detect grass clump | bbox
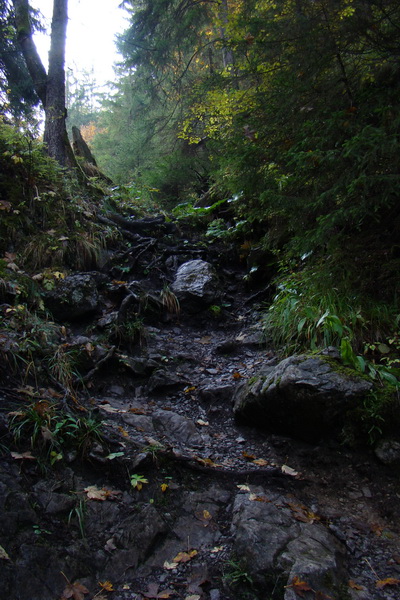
[9,399,103,463]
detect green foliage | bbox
[130,473,149,491]
[264,262,400,388]
[0,0,41,119]
[223,557,253,589]
[9,400,103,462]
[68,498,87,539]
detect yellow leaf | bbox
[99,581,114,591]
[376,577,400,589]
[161,483,169,492]
[118,426,129,438]
[173,549,198,563]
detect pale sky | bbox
[32,0,128,88]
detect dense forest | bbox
[2,0,399,379]
[1,2,400,599]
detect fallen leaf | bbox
[285,576,312,597]
[98,581,114,591]
[104,538,117,552]
[249,493,271,503]
[237,484,250,492]
[128,407,147,414]
[99,404,123,414]
[0,545,10,560]
[198,336,212,344]
[118,426,129,438]
[10,451,36,460]
[141,582,174,598]
[61,581,90,600]
[375,577,400,589]
[194,456,222,468]
[184,386,196,393]
[281,464,300,477]
[370,523,383,536]
[196,419,209,426]
[84,485,121,501]
[242,451,256,460]
[105,452,125,460]
[252,458,269,466]
[348,580,364,590]
[163,561,178,570]
[287,502,320,524]
[185,595,200,600]
[210,546,225,553]
[41,425,54,441]
[195,509,213,527]
[161,483,169,492]
[233,371,243,379]
[173,549,198,563]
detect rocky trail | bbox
[1,226,400,600]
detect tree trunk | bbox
[13,0,47,106]
[43,0,70,165]
[13,0,76,167]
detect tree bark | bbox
[43,0,70,165]
[13,0,76,167]
[13,0,47,105]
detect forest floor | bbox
[1,233,400,600]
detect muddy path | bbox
[1,233,400,600]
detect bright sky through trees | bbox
[31,0,127,88]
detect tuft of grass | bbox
[160,286,180,316]
[9,402,104,462]
[264,265,398,357]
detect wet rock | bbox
[231,488,346,597]
[122,413,155,434]
[121,355,160,376]
[13,544,71,600]
[198,383,234,404]
[233,354,372,442]
[44,273,100,320]
[105,505,168,579]
[152,409,204,447]
[375,438,400,465]
[147,368,187,392]
[172,260,220,310]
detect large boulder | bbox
[44,273,101,320]
[171,260,220,311]
[233,354,372,442]
[231,487,346,598]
